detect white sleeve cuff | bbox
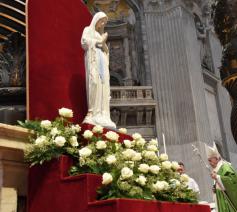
[216,175,225,191]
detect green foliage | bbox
[18,120,41,133]
[19,108,81,166]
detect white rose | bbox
[40,120,52,129]
[102,173,113,185]
[147,145,158,151]
[96,140,107,150]
[105,131,119,141]
[152,181,165,192]
[58,107,73,118]
[149,139,158,146]
[170,179,181,187]
[123,140,132,148]
[143,151,157,160]
[35,135,47,145]
[149,165,160,174]
[50,127,60,136]
[54,136,66,147]
[121,167,133,179]
[138,164,150,173]
[69,136,78,147]
[132,133,142,140]
[171,161,180,170]
[71,124,81,133]
[162,181,169,190]
[180,174,189,182]
[106,155,117,164]
[79,147,92,157]
[122,149,136,159]
[92,125,103,134]
[118,128,127,134]
[132,152,142,161]
[79,157,86,166]
[136,138,146,147]
[136,175,147,186]
[162,161,172,169]
[153,181,169,192]
[131,140,136,146]
[83,130,93,139]
[159,153,168,161]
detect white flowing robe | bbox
[81,12,116,129]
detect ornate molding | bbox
[110,86,156,126]
[143,0,207,13]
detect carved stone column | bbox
[123,36,133,85]
[143,0,214,201]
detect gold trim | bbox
[0,34,8,40]
[0,3,25,16]
[0,13,26,26]
[0,23,17,32]
[26,0,29,120]
[230,59,237,69]
[222,74,237,86]
[14,0,26,6]
[0,23,26,36]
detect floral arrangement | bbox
[20,108,198,203]
[70,128,198,202]
[18,108,80,166]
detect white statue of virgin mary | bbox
[81,12,116,129]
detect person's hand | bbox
[212,185,216,193]
[210,171,217,180]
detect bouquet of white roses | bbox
[71,131,198,203]
[19,108,81,166]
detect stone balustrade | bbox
[110,86,157,139]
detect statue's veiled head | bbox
[89,12,108,33]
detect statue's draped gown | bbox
[81,12,116,129]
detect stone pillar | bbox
[143,0,214,201]
[123,37,133,85]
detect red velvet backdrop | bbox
[27,0,91,122]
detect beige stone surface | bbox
[0,187,17,212]
[0,123,31,150]
[0,124,30,209]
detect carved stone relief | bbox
[143,0,206,12]
[109,40,126,80]
[0,32,25,87]
[194,14,214,72]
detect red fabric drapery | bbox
[27,0,91,122]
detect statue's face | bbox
[95,17,108,31]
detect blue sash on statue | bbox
[97,49,105,84]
